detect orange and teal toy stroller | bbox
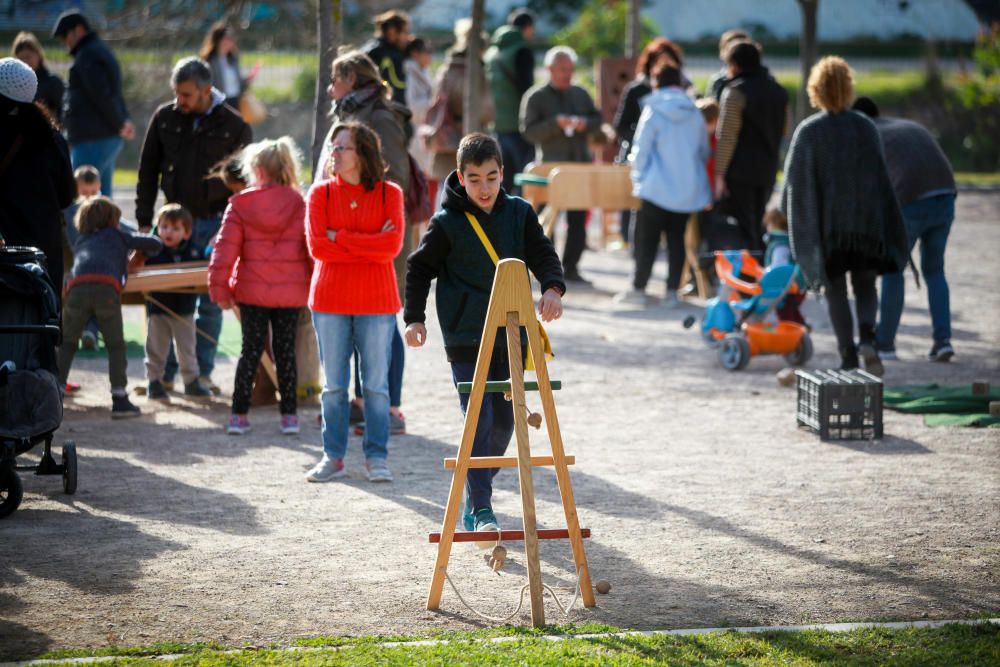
[697,250,812,371]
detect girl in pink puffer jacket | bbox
[208,136,311,436]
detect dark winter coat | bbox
[34,66,65,123]
[613,77,651,151]
[716,66,787,187]
[362,37,407,105]
[0,97,75,290]
[484,25,534,134]
[135,90,252,228]
[64,32,129,143]
[404,171,565,362]
[780,110,909,290]
[145,239,204,316]
[520,82,601,163]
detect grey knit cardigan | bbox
[780,109,908,290]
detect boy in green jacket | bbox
[404,133,565,534]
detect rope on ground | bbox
[443,563,583,623]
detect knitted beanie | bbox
[0,58,37,104]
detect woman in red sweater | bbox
[208,137,311,436]
[305,122,405,483]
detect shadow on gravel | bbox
[826,435,932,455]
[0,618,52,661]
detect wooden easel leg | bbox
[506,312,545,626]
[426,324,500,611]
[525,322,597,608]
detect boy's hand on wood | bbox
[404,323,426,347]
[538,288,563,322]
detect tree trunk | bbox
[311,0,343,176]
[626,0,641,58]
[463,0,486,135]
[797,0,819,122]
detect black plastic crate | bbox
[795,369,883,440]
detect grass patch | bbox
[73,318,243,360]
[27,622,1000,666]
[954,172,1000,186]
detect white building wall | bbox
[648,0,982,42]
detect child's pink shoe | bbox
[227,415,251,435]
[281,414,299,435]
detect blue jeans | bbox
[70,136,124,196]
[313,311,395,461]
[353,320,405,406]
[876,194,955,349]
[165,215,223,381]
[452,356,515,510]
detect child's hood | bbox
[440,170,508,218]
[642,87,699,123]
[229,185,305,232]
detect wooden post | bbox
[506,311,545,625]
[796,0,819,122]
[463,0,486,135]
[626,0,641,59]
[311,0,343,175]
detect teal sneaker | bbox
[462,491,474,531]
[473,507,499,533]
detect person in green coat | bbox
[484,8,536,195]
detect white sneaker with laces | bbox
[366,458,393,482]
[305,456,346,482]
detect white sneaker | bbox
[613,289,649,306]
[366,458,393,482]
[305,456,346,482]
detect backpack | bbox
[421,91,461,155]
[405,154,434,224]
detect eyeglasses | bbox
[331,145,356,154]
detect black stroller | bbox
[0,246,77,518]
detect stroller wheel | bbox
[719,334,751,371]
[0,467,23,519]
[62,443,78,495]
[784,334,814,366]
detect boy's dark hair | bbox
[405,37,428,58]
[75,196,121,234]
[374,9,409,36]
[74,164,100,184]
[652,63,682,89]
[852,96,880,118]
[457,133,503,173]
[156,203,193,234]
[508,8,535,29]
[725,40,761,73]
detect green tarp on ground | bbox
[885,384,1000,428]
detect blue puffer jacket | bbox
[629,87,711,214]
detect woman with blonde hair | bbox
[208,137,311,435]
[780,56,908,375]
[11,31,64,122]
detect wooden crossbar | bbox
[444,455,575,469]
[456,380,562,394]
[429,528,591,543]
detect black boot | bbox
[839,344,860,371]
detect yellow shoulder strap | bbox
[463,211,554,368]
[464,211,499,265]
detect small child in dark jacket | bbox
[404,133,566,535]
[57,196,162,418]
[143,204,211,400]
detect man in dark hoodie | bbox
[362,9,411,106]
[52,10,134,197]
[485,8,536,195]
[404,133,565,536]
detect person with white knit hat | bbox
[0,57,75,291]
[0,57,37,104]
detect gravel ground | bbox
[1,192,997,660]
